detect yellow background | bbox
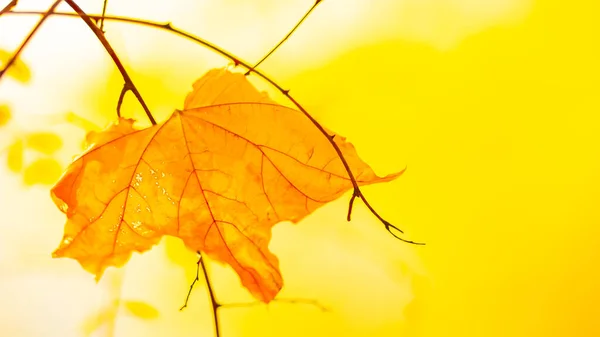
[0,0,599,336]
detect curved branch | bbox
[5,10,422,244]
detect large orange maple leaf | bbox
[51,68,401,302]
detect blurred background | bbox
[0,0,599,336]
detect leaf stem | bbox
[5,10,421,244]
[244,0,322,75]
[0,0,62,82]
[62,0,157,125]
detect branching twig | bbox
[244,0,322,75]
[179,253,202,311]
[0,0,18,17]
[180,252,221,336]
[62,0,157,125]
[180,252,329,336]
[0,0,62,82]
[6,10,422,244]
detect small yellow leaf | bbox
[23,158,63,186]
[64,112,100,132]
[0,105,11,127]
[6,139,24,173]
[0,49,31,83]
[122,301,159,320]
[25,132,63,154]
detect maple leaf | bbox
[51,68,402,302]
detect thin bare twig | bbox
[100,0,108,32]
[5,10,422,244]
[0,0,62,82]
[245,0,322,75]
[220,298,329,312]
[62,0,156,125]
[179,253,202,311]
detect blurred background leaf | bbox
[22,157,62,185]
[81,305,118,337]
[122,301,160,320]
[63,111,101,132]
[6,139,23,173]
[25,131,63,154]
[0,48,31,83]
[0,104,11,127]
